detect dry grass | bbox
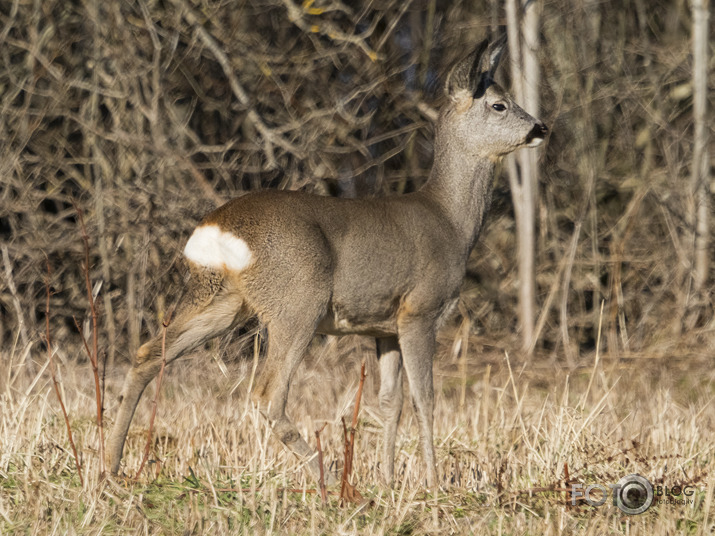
[1,332,713,535]
[1,2,712,533]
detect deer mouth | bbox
[525,122,548,147]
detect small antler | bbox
[445,34,508,98]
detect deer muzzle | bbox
[525,122,549,147]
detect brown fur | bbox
[107,36,548,488]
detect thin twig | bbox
[339,360,366,505]
[579,300,605,411]
[348,360,367,470]
[563,462,572,508]
[559,220,583,364]
[135,315,172,479]
[281,0,381,61]
[74,203,106,475]
[206,487,339,495]
[2,245,30,352]
[340,416,349,498]
[172,0,301,169]
[315,423,328,505]
[45,260,84,486]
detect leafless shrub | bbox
[0,0,712,368]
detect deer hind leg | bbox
[397,316,438,488]
[251,311,337,485]
[376,336,403,485]
[108,272,245,475]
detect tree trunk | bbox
[690,0,710,295]
[506,0,542,355]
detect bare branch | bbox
[315,423,328,505]
[339,360,366,505]
[74,203,106,476]
[45,260,84,486]
[172,0,302,169]
[1,246,30,352]
[281,0,381,61]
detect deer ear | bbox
[481,34,507,80]
[444,39,489,99]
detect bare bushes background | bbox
[0,0,712,366]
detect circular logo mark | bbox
[614,474,653,515]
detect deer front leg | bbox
[376,336,403,485]
[397,317,437,488]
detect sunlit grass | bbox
[1,335,713,534]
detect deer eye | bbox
[492,103,507,112]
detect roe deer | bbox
[107,36,547,487]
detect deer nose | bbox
[525,121,548,146]
[532,121,548,137]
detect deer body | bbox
[195,187,476,336]
[107,36,547,487]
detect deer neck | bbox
[420,137,496,252]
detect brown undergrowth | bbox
[1,334,713,534]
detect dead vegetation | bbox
[2,339,713,533]
[1,0,712,363]
[0,0,713,533]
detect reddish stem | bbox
[46,260,84,486]
[74,203,105,475]
[315,423,328,504]
[339,360,366,504]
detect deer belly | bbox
[316,301,398,337]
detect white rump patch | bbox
[183,224,253,272]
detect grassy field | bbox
[1,1,712,533]
[1,331,713,535]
